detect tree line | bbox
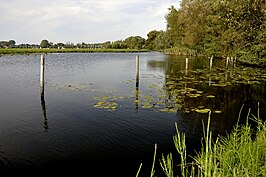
[0,36,146,50]
[150,0,265,66]
[1,0,265,66]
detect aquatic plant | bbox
[138,107,266,177]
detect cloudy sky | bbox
[0,0,180,44]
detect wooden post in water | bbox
[185,58,188,76]
[40,54,48,131]
[40,54,45,97]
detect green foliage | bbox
[154,31,173,50]
[141,110,266,177]
[161,0,266,66]
[214,118,266,176]
[165,6,184,47]
[0,40,16,48]
[109,40,127,49]
[40,39,49,48]
[104,36,146,50]
[160,153,173,177]
[145,30,162,50]
[174,124,187,176]
[8,40,16,47]
[124,36,145,49]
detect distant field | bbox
[0,48,150,54]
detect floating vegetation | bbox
[92,95,125,111]
[186,93,202,98]
[214,110,222,114]
[141,104,153,109]
[52,63,266,115]
[93,101,118,110]
[195,108,211,113]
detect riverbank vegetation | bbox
[140,110,266,177]
[149,0,266,67]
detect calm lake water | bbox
[0,52,265,176]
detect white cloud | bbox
[0,0,180,44]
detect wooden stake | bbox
[40,54,45,97]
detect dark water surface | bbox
[0,52,265,176]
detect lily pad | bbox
[214,110,222,113]
[195,108,211,113]
[93,101,118,110]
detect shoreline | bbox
[0,48,150,55]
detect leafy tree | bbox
[154,31,172,50]
[124,36,145,49]
[0,41,9,48]
[110,40,127,49]
[56,43,65,48]
[145,30,162,50]
[165,6,184,47]
[8,40,16,47]
[161,0,265,66]
[40,39,49,48]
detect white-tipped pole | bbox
[40,54,45,96]
[185,58,188,76]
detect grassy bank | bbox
[0,48,150,55]
[140,109,266,177]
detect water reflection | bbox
[40,95,49,131]
[1,53,265,177]
[135,77,140,111]
[147,55,266,136]
[135,55,140,111]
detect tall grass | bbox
[140,107,266,177]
